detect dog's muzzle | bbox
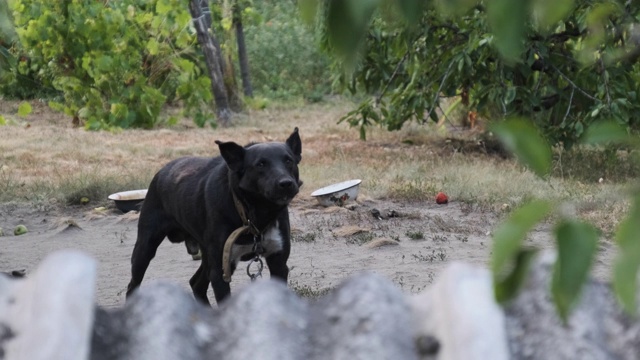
[270,178,299,205]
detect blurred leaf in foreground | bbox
[492,200,553,302]
[492,118,552,178]
[552,220,599,322]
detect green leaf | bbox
[156,0,172,15]
[0,115,6,125]
[492,199,553,276]
[96,55,113,71]
[298,0,319,24]
[586,3,620,28]
[582,121,629,145]
[396,0,428,24]
[146,38,160,56]
[577,3,620,64]
[17,102,32,117]
[0,45,17,69]
[531,0,574,30]
[167,116,178,126]
[494,248,538,303]
[487,0,531,62]
[435,0,476,18]
[359,125,367,140]
[613,194,640,314]
[326,0,380,64]
[552,220,599,322]
[504,87,517,105]
[492,118,552,177]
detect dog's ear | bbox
[286,127,302,163]
[216,140,245,172]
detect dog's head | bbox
[216,128,302,206]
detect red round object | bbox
[436,192,449,204]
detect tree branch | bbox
[548,62,598,102]
[599,58,611,109]
[431,23,469,40]
[425,59,455,123]
[562,87,575,124]
[529,28,585,44]
[376,50,409,105]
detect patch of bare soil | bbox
[0,99,620,307]
[0,196,616,308]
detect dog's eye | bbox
[285,157,293,165]
[256,160,266,168]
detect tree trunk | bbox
[188,0,231,126]
[200,0,227,77]
[201,0,242,112]
[233,2,253,97]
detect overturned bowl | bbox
[311,179,361,207]
[108,189,147,213]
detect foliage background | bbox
[243,1,331,101]
[330,1,640,148]
[0,0,333,128]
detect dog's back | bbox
[144,156,228,234]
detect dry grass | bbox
[0,98,634,234]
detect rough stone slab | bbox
[505,251,640,360]
[5,249,639,360]
[0,272,18,360]
[211,279,309,360]
[308,272,418,360]
[91,281,217,360]
[92,275,417,360]
[1,250,96,360]
[409,262,509,360]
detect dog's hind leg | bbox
[190,260,210,305]
[126,213,170,298]
[207,250,231,304]
[210,269,231,304]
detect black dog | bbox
[126,128,302,305]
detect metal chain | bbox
[246,256,263,281]
[246,233,264,281]
[252,235,264,255]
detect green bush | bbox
[0,0,56,99]
[7,0,214,129]
[243,2,332,100]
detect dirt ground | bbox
[0,194,616,308]
[0,100,619,307]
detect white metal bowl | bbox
[108,189,148,213]
[311,179,361,207]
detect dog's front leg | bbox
[266,216,291,283]
[266,252,290,283]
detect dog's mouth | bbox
[269,186,299,205]
[272,193,297,206]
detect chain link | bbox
[246,256,263,281]
[246,232,265,281]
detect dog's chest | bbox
[230,221,284,265]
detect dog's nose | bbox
[278,179,294,189]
